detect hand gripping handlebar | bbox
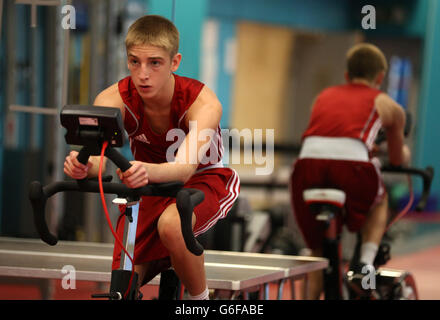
[29,145,205,256]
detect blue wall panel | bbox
[415,0,440,209]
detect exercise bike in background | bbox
[303,113,434,300]
[303,164,433,300]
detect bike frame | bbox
[315,165,433,300]
[29,105,205,300]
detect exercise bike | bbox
[303,162,434,300]
[29,105,205,300]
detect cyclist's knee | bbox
[157,205,183,249]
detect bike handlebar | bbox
[381,165,434,212]
[29,146,205,256]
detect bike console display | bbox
[61,105,124,147]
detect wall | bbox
[231,22,294,137]
[415,0,440,208]
[208,0,351,32]
[287,32,360,145]
[147,0,207,80]
[207,0,352,128]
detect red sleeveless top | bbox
[118,74,224,170]
[303,83,383,151]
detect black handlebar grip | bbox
[105,147,132,172]
[29,181,58,246]
[176,188,205,256]
[77,146,92,165]
[76,145,132,190]
[76,144,133,172]
[189,188,205,208]
[416,166,434,212]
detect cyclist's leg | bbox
[342,159,387,268]
[135,257,172,287]
[157,204,207,297]
[359,193,389,266]
[157,167,239,298]
[135,262,151,284]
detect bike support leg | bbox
[109,201,140,300]
[120,202,139,271]
[92,200,141,300]
[323,217,343,300]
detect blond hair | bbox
[125,15,179,57]
[346,43,388,82]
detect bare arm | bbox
[119,86,222,186]
[153,85,222,183]
[375,93,411,166]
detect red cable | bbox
[98,141,135,299]
[385,174,414,232]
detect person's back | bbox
[303,83,382,149]
[290,43,410,299]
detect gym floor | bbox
[384,213,440,300]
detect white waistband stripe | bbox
[299,136,369,162]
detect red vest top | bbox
[118,74,224,170]
[302,83,383,151]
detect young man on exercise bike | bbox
[63,15,240,300]
[289,43,411,299]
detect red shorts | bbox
[289,158,385,250]
[112,167,240,269]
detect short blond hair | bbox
[125,15,179,58]
[346,43,388,82]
